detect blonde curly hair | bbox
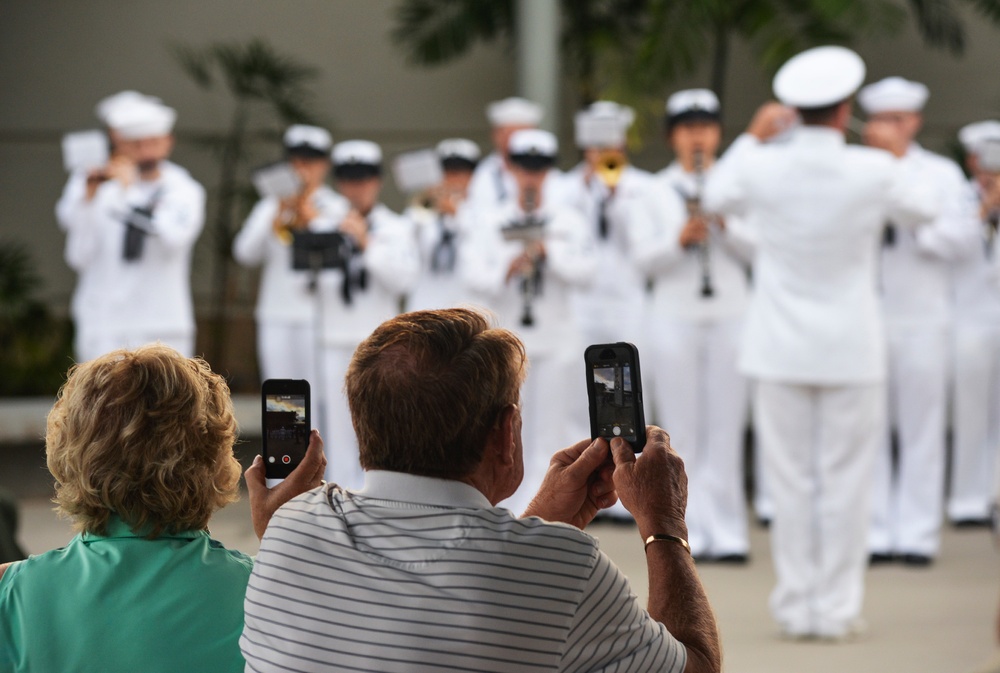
[45,344,241,537]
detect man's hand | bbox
[522,438,618,529]
[339,209,369,250]
[244,429,327,540]
[610,426,688,541]
[863,119,908,158]
[679,215,709,247]
[747,102,798,142]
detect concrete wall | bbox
[1,0,998,317]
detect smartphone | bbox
[585,343,646,451]
[261,379,311,488]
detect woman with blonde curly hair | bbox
[0,344,324,673]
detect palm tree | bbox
[173,39,321,372]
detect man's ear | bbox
[493,404,517,467]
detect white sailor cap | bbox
[332,140,382,166]
[508,129,557,157]
[858,77,929,114]
[773,46,866,109]
[958,120,1000,153]
[105,96,177,139]
[436,138,481,163]
[283,124,332,156]
[94,90,159,126]
[486,97,544,127]
[575,101,634,148]
[665,89,720,118]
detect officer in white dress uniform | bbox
[948,122,1000,526]
[233,125,349,383]
[322,140,420,487]
[467,97,565,212]
[405,138,480,312]
[859,78,982,565]
[644,89,755,560]
[704,46,937,639]
[55,92,205,362]
[460,129,598,515]
[560,101,663,522]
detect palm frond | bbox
[391,0,515,65]
[905,0,966,53]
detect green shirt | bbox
[0,516,253,673]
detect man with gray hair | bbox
[241,308,721,673]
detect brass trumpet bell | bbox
[595,149,627,189]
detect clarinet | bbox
[500,187,546,327]
[691,150,714,298]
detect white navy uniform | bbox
[56,161,204,361]
[643,160,755,558]
[320,202,420,489]
[706,123,936,636]
[232,185,349,381]
[949,177,1000,522]
[405,200,474,311]
[460,182,598,516]
[468,152,568,212]
[869,143,980,557]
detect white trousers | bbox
[870,324,948,556]
[500,346,588,517]
[647,317,749,556]
[321,345,363,490]
[75,327,194,362]
[257,321,319,383]
[756,380,884,637]
[949,321,1000,521]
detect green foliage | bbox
[0,242,73,396]
[393,0,516,64]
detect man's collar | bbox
[357,470,493,509]
[81,514,204,542]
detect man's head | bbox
[773,46,866,132]
[858,77,928,145]
[46,344,241,538]
[436,138,481,194]
[960,120,1000,184]
[333,140,383,214]
[486,97,544,160]
[507,129,557,205]
[346,309,527,494]
[664,89,722,165]
[575,101,633,175]
[284,124,333,189]
[104,95,177,177]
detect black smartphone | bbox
[585,343,646,451]
[261,379,311,487]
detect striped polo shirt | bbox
[241,471,686,673]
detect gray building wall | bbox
[1,0,998,318]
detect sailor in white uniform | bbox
[467,97,565,212]
[460,129,598,515]
[55,92,204,362]
[321,140,420,488]
[405,138,480,312]
[644,89,755,560]
[859,78,982,566]
[233,124,349,383]
[948,122,1000,526]
[704,46,937,639]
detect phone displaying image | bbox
[585,343,645,451]
[261,379,311,487]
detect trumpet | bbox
[595,148,627,189]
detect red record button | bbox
[281,455,291,464]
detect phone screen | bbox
[586,344,645,451]
[263,382,310,480]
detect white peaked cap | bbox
[332,139,382,166]
[958,120,1000,153]
[105,96,177,139]
[94,90,160,125]
[858,76,929,114]
[283,124,332,152]
[486,97,544,127]
[773,46,866,108]
[574,101,634,148]
[508,129,558,157]
[665,89,720,116]
[436,138,481,162]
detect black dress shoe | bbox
[868,552,895,566]
[713,553,750,565]
[952,517,992,529]
[900,553,933,567]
